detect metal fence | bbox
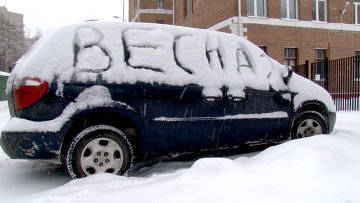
[294,56,360,111]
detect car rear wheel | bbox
[66,125,133,179]
[291,112,326,139]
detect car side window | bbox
[175,35,212,75]
[74,27,111,72]
[236,48,251,69]
[123,29,175,73]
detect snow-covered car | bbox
[0,22,336,179]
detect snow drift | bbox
[25,132,360,203]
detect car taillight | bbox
[13,78,49,111]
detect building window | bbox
[247,0,266,17]
[156,19,165,24]
[314,49,326,80]
[281,0,298,19]
[258,45,267,53]
[355,51,360,80]
[312,0,326,22]
[355,2,360,24]
[156,0,164,9]
[284,48,297,67]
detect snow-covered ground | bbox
[1,100,360,202]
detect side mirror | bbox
[283,66,293,85]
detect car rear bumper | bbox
[0,130,62,160]
[0,118,67,160]
[328,111,336,133]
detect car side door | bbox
[215,44,292,147]
[144,84,226,155]
[218,88,292,147]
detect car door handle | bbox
[232,97,243,102]
[206,97,217,102]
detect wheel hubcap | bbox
[296,118,323,138]
[80,137,124,175]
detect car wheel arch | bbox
[59,107,144,165]
[66,124,134,178]
[296,100,330,117]
[291,100,330,135]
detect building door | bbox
[314,49,326,81]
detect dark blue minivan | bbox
[0,22,336,178]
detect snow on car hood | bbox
[9,22,289,98]
[288,73,336,112]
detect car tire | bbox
[66,124,133,179]
[291,112,327,139]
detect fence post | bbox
[324,57,329,90]
[305,60,309,79]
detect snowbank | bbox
[25,124,360,203]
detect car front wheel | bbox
[66,125,133,179]
[291,112,327,139]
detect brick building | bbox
[129,0,360,68]
[0,6,23,29]
[0,7,24,72]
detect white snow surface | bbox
[1,101,360,202]
[75,27,103,48]
[76,46,110,71]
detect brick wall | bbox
[247,24,360,65]
[174,0,187,26]
[190,0,237,28]
[129,0,137,20]
[298,0,312,21]
[129,0,360,27]
[242,0,356,23]
[328,0,355,24]
[266,0,281,18]
[139,13,173,24]
[129,0,176,22]
[139,0,173,9]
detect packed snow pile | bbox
[20,113,360,203]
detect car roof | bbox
[10,21,288,98]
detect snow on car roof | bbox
[10,22,288,97]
